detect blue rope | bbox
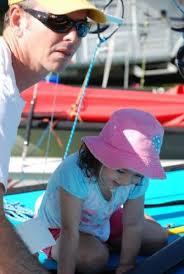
[172,0,184,15]
[172,0,184,44]
[63,37,107,159]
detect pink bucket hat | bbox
[82,108,166,179]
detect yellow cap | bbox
[8,0,106,23]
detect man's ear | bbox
[9,5,24,36]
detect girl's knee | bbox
[141,220,168,255]
[152,226,168,249]
[77,245,109,273]
[153,223,168,243]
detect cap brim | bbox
[8,0,106,23]
[36,0,107,23]
[82,136,166,179]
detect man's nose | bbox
[63,27,80,43]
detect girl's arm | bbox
[58,188,83,274]
[116,195,145,274]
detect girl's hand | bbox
[116,263,135,274]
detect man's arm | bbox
[0,184,50,274]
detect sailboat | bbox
[16,80,184,159]
[61,0,182,85]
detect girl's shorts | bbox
[43,207,123,258]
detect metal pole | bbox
[102,38,115,88]
[102,1,121,88]
[123,51,130,88]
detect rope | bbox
[172,0,184,15]
[62,1,124,159]
[69,90,84,122]
[42,73,60,179]
[63,37,107,159]
[20,83,39,180]
[171,0,184,80]
[4,200,34,222]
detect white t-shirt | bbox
[0,37,25,189]
[38,152,149,241]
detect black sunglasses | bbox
[23,8,91,38]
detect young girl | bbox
[36,108,168,274]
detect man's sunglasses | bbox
[22,8,91,38]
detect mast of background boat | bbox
[20,83,38,177]
[102,1,124,88]
[125,0,138,88]
[102,3,120,88]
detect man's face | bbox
[18,5,87,74]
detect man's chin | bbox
[49,62,69,74]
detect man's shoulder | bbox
[0,36,8,56]
[0,36,11,71]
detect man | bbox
[0,0,106,273]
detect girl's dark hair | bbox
[78,143,102,179]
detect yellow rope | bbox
[69,84,85,122]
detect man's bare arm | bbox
[0,184,50,274]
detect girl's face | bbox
[99,165,144,191]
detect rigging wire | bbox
[19,83,38,182]
[172,0,184,15]
[90,0,124,40]
[171,0,184,79]
[41,73,60,180]
[63,0,124,159]
[63,38,106,159]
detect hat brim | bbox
[8,0,106,23]
[82,136,166,179]
[36,0,106,23]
